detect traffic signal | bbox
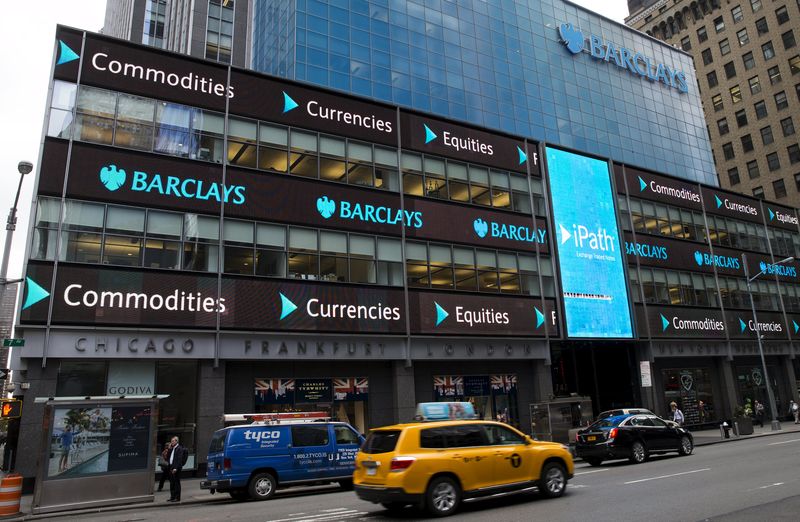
[0,400,21,419]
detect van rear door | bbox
[206,430,227,480]
[330,424,362,478]
[290,425,334,481]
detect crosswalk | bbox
[266,507,373,522]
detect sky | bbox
[0,1,629,284]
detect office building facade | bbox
[627,0,800,206]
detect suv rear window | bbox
[420,425,488,448]
[209,432,226,453]
[362,430,401,454]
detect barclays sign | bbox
[558,23,689,94]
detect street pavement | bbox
[7,422,800,521]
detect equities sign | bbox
[546,147,633,338]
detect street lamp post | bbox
[741,253,793,431]
[0,161,33,286]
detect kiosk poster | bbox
[48,407,111,478]
[107,406,152,471]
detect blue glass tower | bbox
[251,0,716,185]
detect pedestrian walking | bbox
[670,401,685,425]
[157,442,170,491]
[166,436,188,502]
[58,426,73,473]
[754,400,765,427]
[789,400,800,424]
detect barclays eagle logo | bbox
[316,196,336,219]
[473,218,489,238]
[99,165,126,191]
[559,23,584,54]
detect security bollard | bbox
[720,421,731,439]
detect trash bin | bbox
[720,421,731,439]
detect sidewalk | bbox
[689,418,800,446]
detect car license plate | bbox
[587,435,597,441]
[366,467,377,476]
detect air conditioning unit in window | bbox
[198,147,211,160]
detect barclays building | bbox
[8,1,800,486]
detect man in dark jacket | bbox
[167,436,188,502]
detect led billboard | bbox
[546,147,633,338]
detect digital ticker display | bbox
[546,147,633,338]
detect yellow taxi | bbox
[353,402,574,517]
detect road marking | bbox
[759,482,784,489]
[570,484,589,488]
[267,510,367,522]
[624,468,710,485]
[287,514,305,517]
[768,438,800,445]
[574,468,609,476]
[320,508,350,513]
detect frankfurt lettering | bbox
[64,285,227,312]
[91,52,234,98]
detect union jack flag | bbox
[491,374,517,393]
[255,379,295,403]
[333,377,369,400]
[433,375,463,397]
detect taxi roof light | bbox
[415,402,477,422]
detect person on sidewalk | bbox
[790,400,800,424]
[670,401,685,425]
[157,442,171,492]
[167,436,188,502]
[754,400,765,428]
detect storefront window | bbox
[56,361,107,397]
[735,365,782,417]
[156,362,198,468]
[433,375,519,427]
[662,368,716,424]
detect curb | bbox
[693,425,800,447]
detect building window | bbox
[730,85,742,104]
[142,0,167,48]
[753,186,764,198]
[767,152,781,171]
[717,118,730,135]
[732,5,744,23]
[755,17,768,35]
[681,36,692,51]
[760,125,774,145]
[754,100,768,119]
[735,109,748,127]
[728,167,741,186]
[796,83,800,100]
[724,61,737,79]
[750,0,762,13]
[698,26,708,43]
[702,48,713,65]
[712,94,724,111]
[773,179,787,199]
[762,41,775,61]
[795,173,800,192]
[743,52,755,70]
[736,29,750,48]
[741,134,754,153]
[775,91,789,110]
[749,75,761,94]
[791,55,800,75]
[790,145,800,165]
[206,0,235,63]
[722,142,735,160]
[783,30,797,50]
[714,16,725,33]
[768,66,782,85]
[747,160,760,179]
[707,71,718,88]
[782,117,796,136]
[56,362,107,396]
[776,6,790,25]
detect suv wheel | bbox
[678,435,693,456]
[425,476,461,517]
[629,441,648,464]
[538,462,567,498]
[248,472,277,501]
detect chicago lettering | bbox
[75,337,195,353]
[442,131,493,155]
[625,241,668,260]
[91,52,234,98]
[454,306,510,327]
[339,201,423,228]
[131,170,246,204]
[306,100,392,133]
[649,181,700,203]
[64,285,227,312]
[306,298,401,321]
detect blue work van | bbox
[201,420,365,501]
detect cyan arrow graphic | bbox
[660,314,670,331]
[56,40,79,66]
[638,176,647,192]
[22,277,50,310]
[517,146,528,165]
[559,223,572,245]
[793,320,799,334]
[434,302,449,326]
[534,306,545,329]
[282,91,299,113]
[279,292,298,320]
[424,124,437,144]
[715,195,723,208]
[739,318,747,333]
[769,208,775,221]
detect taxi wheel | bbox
[629,441,648,464]
[538,462,567,499]
[425,476,461,517]
[248,472,277,501]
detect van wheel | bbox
[538,462,567,498]
[629,441,648,464]
[229,490,250,501]
[425,476,461,517]
[248,472,276,501]
[338,479,354,490]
